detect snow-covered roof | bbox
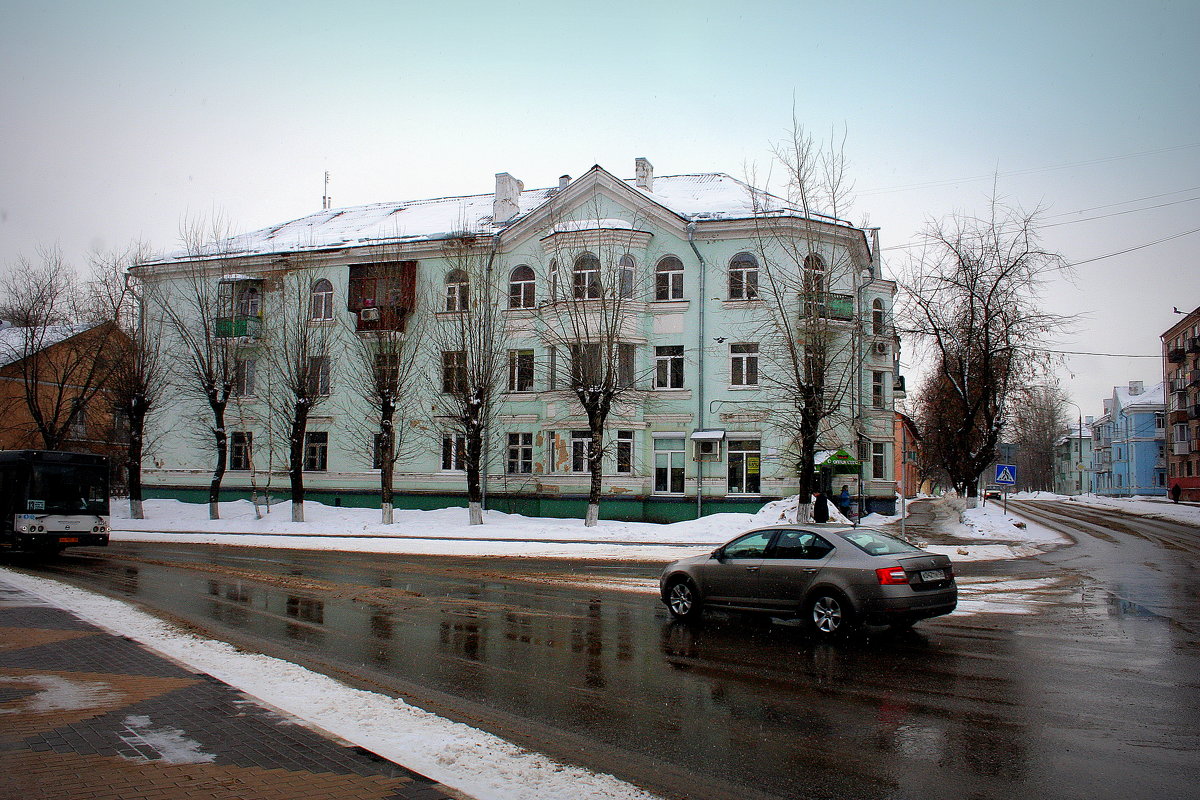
[1115,381,1165,410]
[154,171,850,264]
[0,324,94,368]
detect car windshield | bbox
[839,529,922,556]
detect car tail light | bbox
[876,566,909,585]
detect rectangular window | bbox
[547,346,558,391]
[306,355,331,397]
[728,439,762,494]
[571,430,592,473]
[441,432,466,471]
[372,432,392,470]
[872,442,886,479]
[375,353,400,390]
[1156,412,1165,429]
[442,351,467,394]
[655,346,685,389]
[507,432,533,474]
[234,358,257,397]
[304,431,328,471]
[618,342,636,388]
[508,349,535,392]
[654,438,686,494]
[731,343,759,386]
[872,372,886,409]
[230,431,253,470]
[616,430,633,474]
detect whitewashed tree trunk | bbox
[585,502,599,527]
[468,501,483,525]
[209,500,219,520]
[129,498,144,520]
[381,502,393,525]
[292,500,304,522]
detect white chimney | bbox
[559,174,571,190]
[493,172,524,224]
[635,157,653,192]
[1129,380,1144,396]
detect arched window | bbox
[728,252,758,300]
[872,298,887,335]
[656,256,683,301]
[803,253,826,295]
[310,278,334,321]
[573,253,601,300]
[445,269,468,312]
[619,254,635,299]
[509,265,535,309]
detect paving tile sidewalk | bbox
[0,580,468,800]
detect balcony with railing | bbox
[1170,409,1191,425]
[1191,369,1200,387]
[215,315,262,339]
[1167,347,1186,363]
[803,292,855,321]
[1189,337,1200,354]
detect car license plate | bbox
[58,537,79,544]
[920,569,945,582]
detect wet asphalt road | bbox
[13,501,1200,800]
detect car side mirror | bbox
[711,547,725,561]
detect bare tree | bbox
[341,255,423,523]
[744,121,867,521]
[264,264,340,522]
[426,233,509,525]
[901,195,1069,498]
[0,246,124,451]
[537,195,650,526]
[86,244,170,518]
[1007,382,1069,492]
[157,214,245,519]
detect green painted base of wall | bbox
[141,486,775,523]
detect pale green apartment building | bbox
[135,159,901,522]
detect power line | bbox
[1042,195,1200,228]
[860,143,1200,196]
[1066,225,1200,267]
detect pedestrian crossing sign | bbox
[995,464,1017,485]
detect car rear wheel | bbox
[807,590,854,637]
[666,579,702,621]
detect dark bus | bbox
[0,450,110,553]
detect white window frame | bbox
[655,345,685,389]
[730,343,759,387]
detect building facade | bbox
[1090,381,1166,497]
[0,321,128,458]
[135,161,901,521]
[1053,420,1093,496]
[894,412,921,499]
[1163,307,1200,501]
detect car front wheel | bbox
[807,590,854,637]
[666,579,702,621]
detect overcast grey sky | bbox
[1,0,1197,418]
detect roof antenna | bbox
[322,171,331,210]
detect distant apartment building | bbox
[1163,306,1200,501]
[1090,381,1166,497]
[894,412,921,498]
[1053,419,1093,496]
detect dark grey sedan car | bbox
[659,525,956,635]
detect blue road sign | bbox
[995,464,1017,485]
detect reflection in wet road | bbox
[20,506,1200,800]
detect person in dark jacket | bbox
[813,491,830,523]
[1171,483,1182,504]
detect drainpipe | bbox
[688,222,707,519]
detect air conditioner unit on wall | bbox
[360,307,381,322]
[694,439,721,461]
[873,341,889,356]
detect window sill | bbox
[727,384,760,391]
[650,300,689,312]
